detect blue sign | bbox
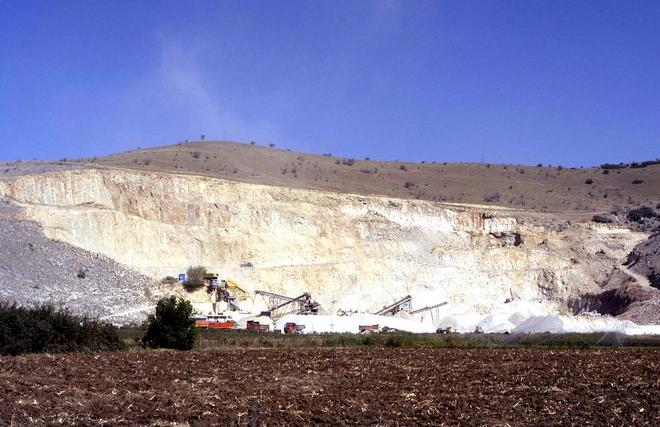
[179,274,186,281]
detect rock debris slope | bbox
[0,201,168,322]
[0,167,650,319]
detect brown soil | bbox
[82,141,660,214]
[1,348,658,426]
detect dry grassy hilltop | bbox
[86,141,659,216]
[1,141,659,325]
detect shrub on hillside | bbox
[161,276,178,285]
[628,207,657,223]
[0,301,125,356]
[141,296,197,350]
[484,192,501,202]
[183,265,207,290]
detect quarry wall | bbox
[0,169,647,315]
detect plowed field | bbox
[1,348,658,426]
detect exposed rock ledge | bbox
[0,168,649,317]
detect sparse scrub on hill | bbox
[79,141,659,213]
[601,163,626,169]
[484,192,501,202]
[0,301,125,355]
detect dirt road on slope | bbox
[618,264,652,287]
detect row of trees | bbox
[0,296,199,355]
[0,302,126,356]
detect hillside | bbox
[84,141,660,216]
[1,143,659,326]
[0,198,167,323]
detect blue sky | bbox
[1,1,658,167]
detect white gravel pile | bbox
[513,314,660,336]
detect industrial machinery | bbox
[409,301,448,315]
[204,276,249,313]
[373,295,412,316]
[410,301,448,325]
[194,314,235,329]
[187,273,251,328]
[255,290,319,319]
[246,320,270,332]
[283,322,307,334]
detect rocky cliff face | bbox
[0,169,648,316]
[625,233,660,289]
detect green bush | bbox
[183,265,207,290]
[142,296,197,350]
[0,301,125,356]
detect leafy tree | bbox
[142,296,197,350]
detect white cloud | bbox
[155,37,284,144]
